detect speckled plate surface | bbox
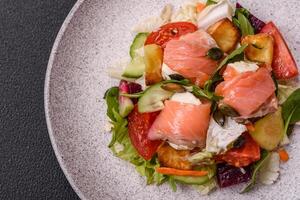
[45,0,300,199]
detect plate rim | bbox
[44,0,87,199]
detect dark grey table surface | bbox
[0,0,80,199]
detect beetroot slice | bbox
[127,82,142,94]
[217,163,252,188]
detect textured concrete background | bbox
[0,0,79,199]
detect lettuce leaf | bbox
[105,87,168,185]
[278,84,299,104]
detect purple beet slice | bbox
[236,3,266,33]
[127,82,142,94]
[217,163,252,188]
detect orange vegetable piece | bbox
[215,132,261,167]
[196,3,206,13]
[156,167,208,177]
[278,148,289,162]
[246,123,255,132]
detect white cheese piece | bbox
[206,117,247,153]
[228,61,259,73]
[197,0,235,30]
[171,92,201,105]
[258,152,280,185]
[161,63,180,80]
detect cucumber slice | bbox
[119,80,134,117]
[172,175,210,185]
[138,83,173,113]
[122,57,145,78]
[119,97,134,117]
[250,107,284,150]
[130,32,149,59]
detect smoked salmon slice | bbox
[164,30,218,86]
[215,67,276,117]
[148,100,211,149]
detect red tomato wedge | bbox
[260,22,298,79]
[215,133,261,167]
[145,22,198,48]
[128,105,162,160]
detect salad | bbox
[104,0,300,194]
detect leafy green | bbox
[241,150,270,193]
[104,87,119,121]
[187,151,215,165]
[192,86,222,101]
[233,8,254,36]
[278,84,299,104]
[108,109,128,148]
[282,89,300,136]
[105,86,171,186]
[282,88,300,124]
[167,176,177,192]
[193,179,217,195]
[205,45,248,93]
[206,0,217,6]
[213,45,248,78]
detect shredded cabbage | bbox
[258,152,280,185]
[132,4,173,33]
[193,179,217,195]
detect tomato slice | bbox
[145,22,198,48]
[260,22,298,79]
[128,105,162,160]
[215,132,261,167]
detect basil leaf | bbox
[238,12,255,36]
[241,150,270,193]
[206,0,217,6]
[104,87,119,121]
[282,89,300,134]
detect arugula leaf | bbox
[238,12,255,36]
[215,44,248,76]
[108,109,128,147]
[167,176,177,192]
[233,8,254,36]
[205,45,248,94]
[282,89,300,135]
[241,150,270,193]
[104,87,119,121]
[206,0,217,6]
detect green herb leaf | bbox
[282,88,300,125]
[241,150,270,193]
[206,0,217,6]
[214,44,248,76]
[168,176,177,192]
[104,87,119,121]
[238,12,254,36]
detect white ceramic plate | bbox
[45,0,300,199]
